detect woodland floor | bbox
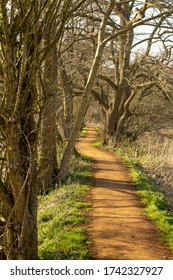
[76,128,173,260]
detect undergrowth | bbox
[124,158,173,251]
[115,149,173,252]
[38,155,92,260]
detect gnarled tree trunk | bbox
[39,40,58,193]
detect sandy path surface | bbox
[77,128,172,260]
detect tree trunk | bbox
[4,108,38,259]
[59,2,115,181]
[59,55,73,138]
[39,34,58,193]
[104,3,134,143]
[0,9,38,257]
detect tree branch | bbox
[92,90,109,110]
[103,9,173,46]
[97,74,118,91]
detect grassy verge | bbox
[38,156,92,260]
[91,140,102,148]
[127,159,173,251]
[92,138,173,252]
[78,126,88,140]
[116,149,173,252]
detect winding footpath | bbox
[77,128,172,260]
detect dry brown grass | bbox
[117,129,173,210]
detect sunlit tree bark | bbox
[59,1,115,181]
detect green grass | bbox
[78,126,88,140]
[38,156,92,260]
[91,140,102,148]
[121,155,173,251]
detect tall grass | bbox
[114,132,173,209]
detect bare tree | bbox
[0,0,86,259]
[89,0,173,143]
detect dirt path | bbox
[77,128,173,260]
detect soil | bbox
[77,128,173,260]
